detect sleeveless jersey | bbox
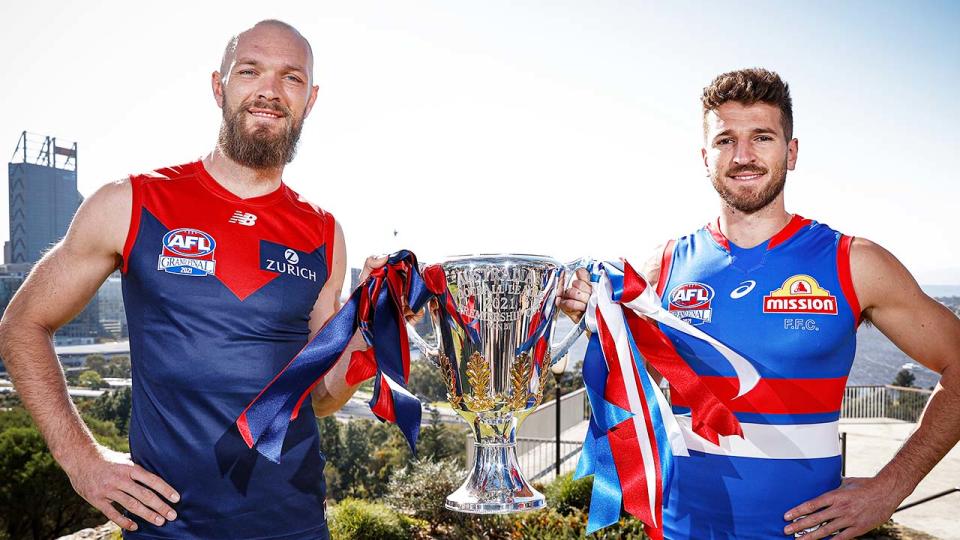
[121,161,334,539]
[657,215,860,539]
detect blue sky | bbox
[2,1,958,283]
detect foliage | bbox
[86,387,131,434]
[318,411,467,502]
[83,355,131,378]
[77,370,106,389]
[328,498,420,540]
[416,407,466,463]
[509,506,648,539]
[0,426,103,540]
[543,472,593,515]
[406,359,448,403]
[892,369,916,388]
[385,458,463,531]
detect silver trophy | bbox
[408,254,584,514]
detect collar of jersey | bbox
[705,213,812,253]
[192,160,288,207]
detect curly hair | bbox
[702,68,793,140]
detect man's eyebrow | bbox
[233,58,307,74]
[712,127,779,139]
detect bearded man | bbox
[560,68,960,539]
[0,20,375,539]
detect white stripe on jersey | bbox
[676,416,841,460]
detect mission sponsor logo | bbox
[157,228,217,277]
[668,282,714,325]
[260,241,319,282]
[762,274,838,315]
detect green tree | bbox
[892,369,916,388]
[0,426,103,540]
[417,408,466,464]
[84,354,107,375]
[406,360,448,402]
[88,387,132,434]
[77,370,106,389]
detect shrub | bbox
[328,498,419,540]
[543,472,593,514]
[386,458,463,530]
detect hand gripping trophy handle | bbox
[405,255,587,514]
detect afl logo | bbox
[157,228,217,277]
[668,282,714,325]
[162,229,216,257]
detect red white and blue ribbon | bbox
[576,259,760,537]
[236,250,455,462]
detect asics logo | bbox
[228,211,257,226]
[730,280,756,299]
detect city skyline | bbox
[2,1,959,285]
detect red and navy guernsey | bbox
[121,161,334,539]
[657,215,860,539]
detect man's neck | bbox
[202,148,284,199]
[718,198,792,249]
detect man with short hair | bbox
[560,68,960,539]
[0,20,372,538]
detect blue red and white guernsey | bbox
[121,160,335,539]
[657,214,861,539]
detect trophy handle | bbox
[406,313,441,368]
[547,257,590,374]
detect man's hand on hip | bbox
[783,476,904,539]
[66,445,180,532]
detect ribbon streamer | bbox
[576,259,759,537]
[236,250,450,463]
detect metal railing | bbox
[841,385,932,422]
[513,384,934,486]
[516,436,583,482]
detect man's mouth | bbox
[247,107,285,119]
[729,170,766,181]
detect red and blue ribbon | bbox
[236,250,452,463]
[576,260,758,537]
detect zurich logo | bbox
[162,229,216,258]
[284,249,300,265]
[730,280,757,299]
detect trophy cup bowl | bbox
[408,254,583,514]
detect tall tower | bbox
[6,131,82,264]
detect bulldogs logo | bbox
[763,275,838,315]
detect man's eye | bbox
[717,138,733,145]
[285,75,303,83]
[238,69,255,75]
[756,135,773,142]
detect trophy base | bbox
[444,441,546,514]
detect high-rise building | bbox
[6,131,81,264]
[3,132,97,345]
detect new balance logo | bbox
[228,211,257,226]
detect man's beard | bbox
[711,159,787,214]
[218,97,303,169]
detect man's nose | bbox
[256,74,282,101]
[732,141,756,165]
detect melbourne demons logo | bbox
[763,274,838,315]
[668,282,714,325]
[157,228,217,277]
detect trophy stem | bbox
[444,432,545,514]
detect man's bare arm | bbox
[0,180,179,532]
[785,238,960,539]
[307,224,375,417]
